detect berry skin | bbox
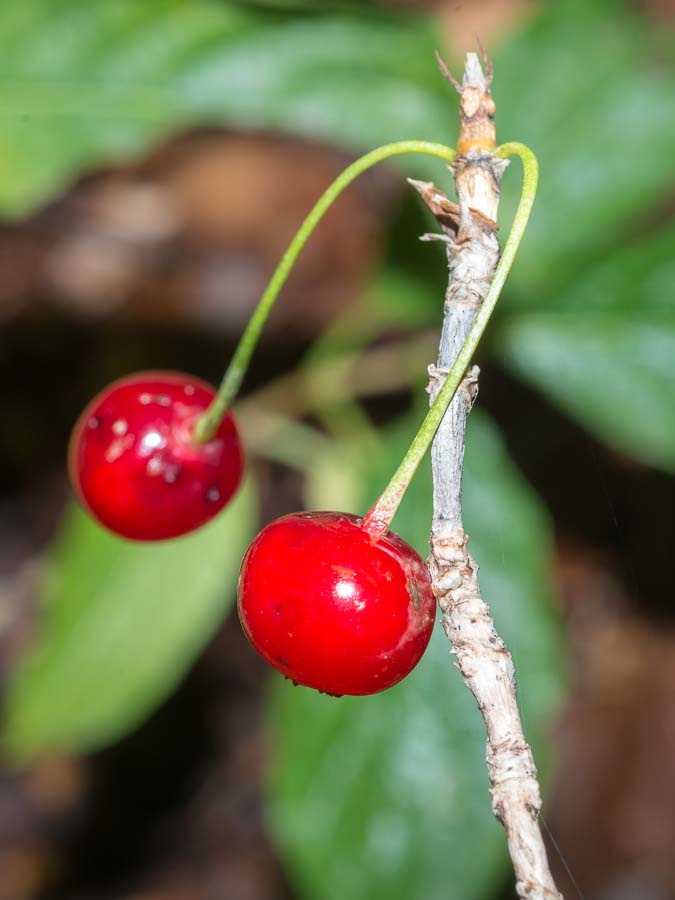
[237,511,436,696]
[69,371,243,541]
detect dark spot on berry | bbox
[332,565,356,579]
[408,579,421,611]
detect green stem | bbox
[193,140,457,444]
[361,142,538,539]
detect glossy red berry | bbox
[69,371,243,541]
[237,511,436,696]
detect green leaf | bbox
[499,221,675,471]
[0,0,450,216]
[3,478,255,761]
[266,411,563,900]
[492,0,675,297]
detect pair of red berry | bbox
[69,371,436,696]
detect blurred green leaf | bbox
[350,0,675,350]
[3,479,255,761]
[499,221,675,471]
[493,0,675,297]
[267,411,562,900]
[0,0,451,215]
[230,0,381,10]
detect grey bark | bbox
[426,52,562,900]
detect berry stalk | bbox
[361,142,538,540]
[192,141,457,444]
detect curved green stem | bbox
[193,140,457,443]
[361,142,539,539]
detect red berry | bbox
[237,511,435,696]
[69,371,243,541]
